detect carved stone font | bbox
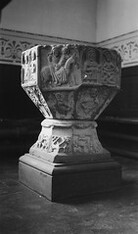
[21,44,121,162]
[19,44,122,201]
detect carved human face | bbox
[52,47,62,64]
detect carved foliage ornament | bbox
[23,85,52,119]
[1,28,138,67]
[112,41,138,66]
[0,37,35,63]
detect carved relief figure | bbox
[47,91,74,119]
[81,47,101,83]
[81,47,121,86]
[73,135,90,154]
[40,44,81,89]
[73,122,104,154]
[76,88,99,119]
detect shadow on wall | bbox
[0,64,43,158]
[0,64,43,120]
[100,66,138,119]
[0,0,12,22]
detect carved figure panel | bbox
[39,44,121,90]
[75,86,116,120]
[20,44,121,162]
[21,44,121,120]
[21,46,38,86]
[81,47,121,87]
[40,44,82,89]
[46,91,75,119]
[72,121,104,154]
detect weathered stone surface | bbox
[21,44,121,120]
[19,44,122,201]
[29,119,111,163]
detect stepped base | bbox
[19,154,121,202]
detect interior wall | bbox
[1,0,138,43]
[96,0,138,42]
[0,0,96,42]
[0,64,42,119]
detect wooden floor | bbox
[0,154,138,234]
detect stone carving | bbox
[81,47,121,87]
[0,37,34,64]
[23,86,52,119]
[1,39,22,60]
[0,28,95,65]
[112,41,138,66]
[1,28,138,67]
[99,32,138,67]
[21,46,53,118]
[21,44,121,163]
[75,86,115,120]
[21,45,40,86]
[30,120,72,158]
[30,119,108,162]
[40,44,81,89]
[21,44,121,121]
[47,91,74,119]
[40,45,121,90]
[76,88,98,119]
[73,121,104,155]
[31,134,72,157]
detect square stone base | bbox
[19,154,121,202]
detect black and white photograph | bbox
[0,0,138,233]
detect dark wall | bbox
[0,64,42,120]
[101,66,138,118]
[0,64,43,158]
[98,66,138,159]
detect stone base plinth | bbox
[19,154,121,202]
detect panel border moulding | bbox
[0,28,138,67]
[0,28,95,65]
